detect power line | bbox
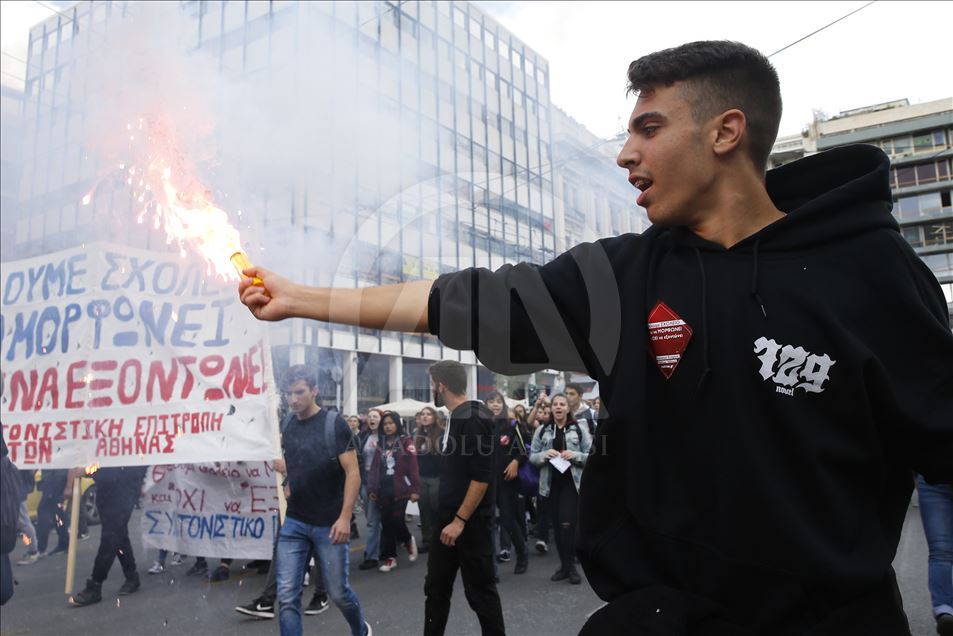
[358,1,406,30]
[33,0,78,26]
[768,1,877,58]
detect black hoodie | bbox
[427,145,953,634]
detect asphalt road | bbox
[0,500,937,636]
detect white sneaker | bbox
[169,553,185,566]
[405,536,418,562]
[148,560,164,574]
[378,558,397,572]
[364,621,373,636]
[16,552,39,566]
[303,571,310,586]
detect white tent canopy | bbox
[372,396,527,418]
[370,398,437,418]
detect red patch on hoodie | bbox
[647,301,693,380]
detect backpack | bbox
[280,408,340,464]
[0,455,22,554]
[541,419,584,444]
[576,408,597,436]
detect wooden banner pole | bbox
[64,473,82,596]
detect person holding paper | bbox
[529,394,591,585]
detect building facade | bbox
[0,84,24,257]
[771,98,953,318]
[550,106,647,252]
[10,0,634,413]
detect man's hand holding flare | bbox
[238,267,296,322]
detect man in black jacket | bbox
[239,41,953,635]
[71,466,147,606]
[423,361,503,636]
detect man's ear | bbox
[711,109,746,158]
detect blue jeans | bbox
[918,476,953,617]
[363,488,381,562]
[276,516,366,636]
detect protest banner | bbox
[140,462,280,560]
[0,243,280,468]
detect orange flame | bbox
[22,535,32,547]
[83,115,249,282]
[85,463,100,476]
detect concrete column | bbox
[388,355,404,403]
[553,174,567,253]
[598,194,611,236]
[342,351,358,415]
[466,365,478,401]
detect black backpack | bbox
[280,408,340,464]
[542,420,584,446]
[0,455,22,554]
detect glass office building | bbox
[12,1,591,412]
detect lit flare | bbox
[81,115,255,283]
[230,251,264,287]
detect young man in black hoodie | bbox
[239,40,953,635]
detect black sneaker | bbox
[567,567,582,585]
[208,564,230,582]
[186,560,208,576]
[118,573,141,595]
[358,559,379,570]
[305,595,330,615]
[70,579,102,607]
[937,613,953,636]
[535,539,548,554]
[243,559,268,571]
[235,598,275,619]
[550,568,569,582]
[514,560,528,575]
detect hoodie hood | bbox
[659,144,897,377]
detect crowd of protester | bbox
[2,379,950,636]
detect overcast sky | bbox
[477,0,953,138]
[3,1,951,140]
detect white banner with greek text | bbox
[141,462,280,560]
[0,243,280,468]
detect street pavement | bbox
[0,499,937,636]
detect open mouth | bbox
[630,177,653,206]
[632,177,653,193]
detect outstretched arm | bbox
[238,267,432,333]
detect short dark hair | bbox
[281,365,318,392]
[564,383,585,396]
[626,40,781,171]
[429,360,467,396]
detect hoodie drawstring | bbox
[692,248,711,390]
[750,239,768,319]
